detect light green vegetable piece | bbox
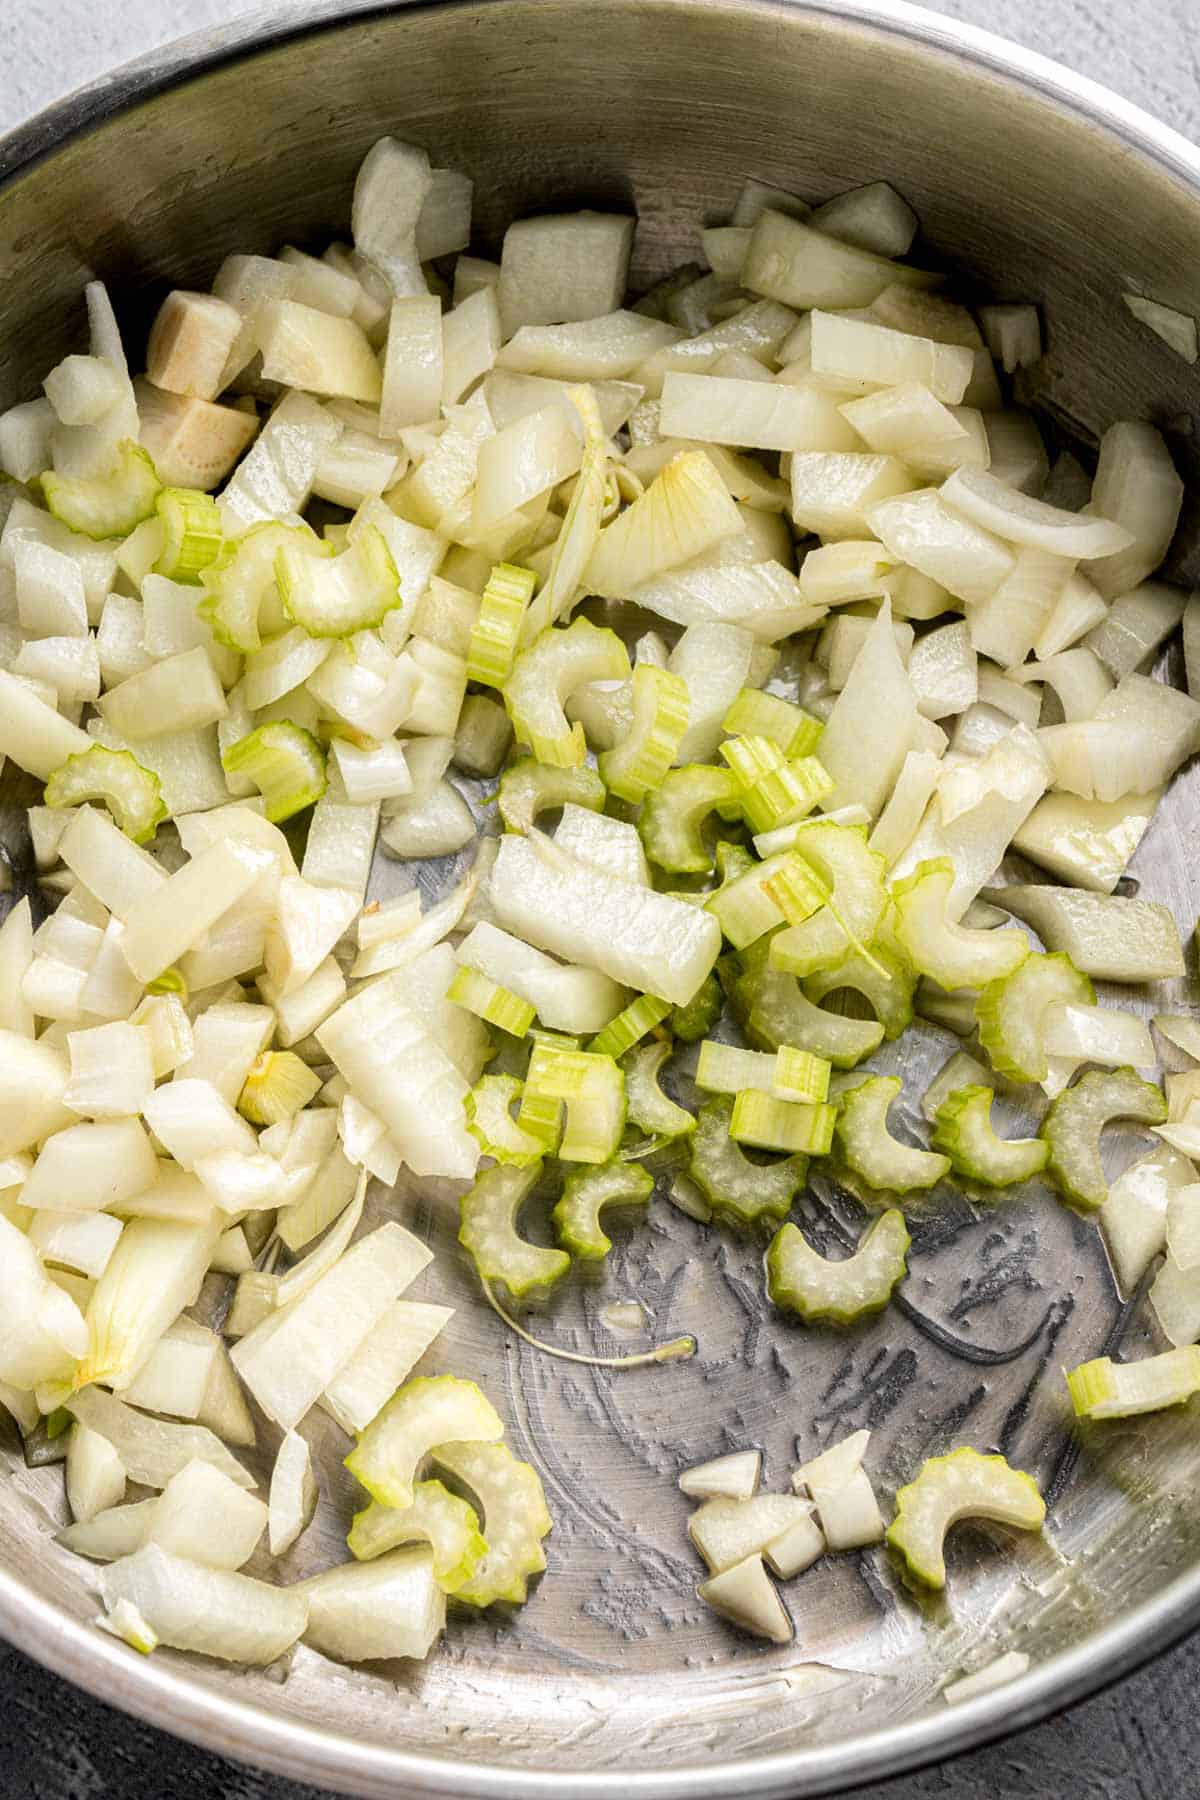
[153,487,223,583]
[688,1096,807,1229]
[504,616,630,767]
[992,884,1185,984]
[276,521,400,637]
[433,1439,552,1606]
[200,521,330,653]
[767,1209,909,1325]
[552,1159,654,1259]
[622,1039,696,1140]
[348,1479,487,1593]
[1067,1346,1200,1419]
[887,1447,1045,1590]
[639,765,743,874]
[497,757,605,834]
[464,1075,546,1168]
[44,744,166,844]
[730,940,885,1068]
[835,1074,950,1194]
[975,951,1094,1084]
[931,1086,1048,1188]
[669,970,724,1043]
[599,663,689,803]
[345,1375,504,1512]
[803,942,915,1041]
[1041,1066,1167,1211]
[221,720,327,823]
[42,439,161,539]
[768,824,887,978]
[459,1160,569,1297]
[891,858,1028,991]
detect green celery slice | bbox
[42,439,161,539]
[891,857,1029,990]
[836,1074,950,1193]
[221,720,327,823]
[1041,1066,1167,1210]
[887,1447,1045,1589]
[433,1439,552,1606]
[458,1161,569,1297]
[43,744,166,843]
[465,1075,546,1167]
[688,1096,806,1229]
[200,521,330,653]
[722,688,823,759]
[153,487,223,583]
[767,824,887,978]
[1067,1346,1200,1419]
[599,663,690,803]
[802,943,915,1041]
[931,1085,1048,1187]
[344,1376,504,1511]
[497,758,605,834]
[669,970,724,1043]
[639,765,742,873]
[622,1040,696,1140]
[731,938,885,1068]
[552,1159,654,1259]
[348,1478,487,1593]
[467,563,536,688]
[276,521,400,637]
[504,617,630,767]
[587,993,672,1059]
[975,951,1093,1083]
[767,1209,909,1324]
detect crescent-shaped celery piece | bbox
[42,439,161,540]
[886,1447,1045,1590]
[433,1439,552,1606]
[931,1086,1048,1187]
[199,521,330,653]
[891,858,1029,990]
[464,1074,546,1167]
[275,521,400,637]
[504,617,630,766]
[623,1039,696,1140]
[344,1375,505,1511]
[803,943,915,1041]
[640,765,744,873]
[731,939,885,1068]
[766,1209,909,1324]
[552,1159,654,1259]
[688,1096,807,1228]
[348,1478,487,1593]
[221,721,328,824]
[835,1075,950,1193]
[598,663,690,803]
[767,824,887,978]
[1066,1346,1200,1419]
[466,562,536,688]
[43,744,166,844]
[459,1160,569,1297]
[152,487,223,584]
[497,757,605,834]
[975,951,1094,1084]
[1041,1067,1167,1210]
[669,970,724,1043]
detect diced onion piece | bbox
[320,1299,453,1436]
[1122,292,1198,363]
[268,1431,319,1556]
[585,450,742,600]
[742,209,939,310]
[887,1447,1044,1589]
[0,1212,87,1389]
[688,1493,814,1574]
[66,1422,126,1523]
[941,466,1132,559]
[994,885,1183,984]
[697,1553,792,1644]
[867,488,1014,605]
[678,1451,761,1502]
[102,1544,307,1663]
[149,1458,267,1569]
[1088,420,1184,600]
[817,599,918,818]
[67,1386,254,1490]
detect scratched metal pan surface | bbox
[4,0,1200,1793]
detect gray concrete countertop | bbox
[2,1,1199,1795]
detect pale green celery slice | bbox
[238,1050,321,1126]
[348,1478,487,1592]
[220,721,327,824]
[1067,1346,1200,1419]
[497,757,605,834]
[892,858,1029,990]
[153,487,223,584]
[976,952,1093,1084]
[696,1039,831,1103]
[599,663,689,803]
[767,825,887,978]
[344,1375,505,1511]
[44,744,166,844]
[802,942,915,1041]
[688,1096,806,1228]
[42,440,161,539]
[729,1090,836,1155]
[552,1159,654,1259]
[465,1074,546,1167]
[640,765,743,874]
[704,848,791,944]
[447,966,535,1038]
[1041,1067,1167,1210]
[504,616,630,766]
[723,688,823,758]
[623,1040,696,1139]
[587,993,671,1059]
[931,1086,1048,1187]
[767,1209,909,1323]
[466,563,536,688]
[887,1447,1045,1589]
[987,884,1185,984]
[459,1160,568,1297]
[738,756,834,835]
[200,521,330,653]
[276,522,400,637]
[731,939,885,1068]
[669,970,724,1043]
[836,1075,950,1193]
[433,1439,552,1606]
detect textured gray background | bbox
[2,1,1199,1795]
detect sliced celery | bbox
[706,852,790,949]
[497,757,605,834]
[237,1051,321,1126]
[552,1159,654,1258]
[221,721,327,824]
[524,1040,626,1163]
[720,734,786,788]
[803,943,915,1041]
[696,1039,830,1104]
[729,1089,836,1154]
[276,522,400,637]
[505,616,630,766]
[722,688,823,758]
[976,951,1094,1084]
[200,522,330,653]
[640,765,743,873]
[892,858,1028,991]
[466,562,536,688]
[42,440,161,540]
[152,487,223,584]
[587,993,671,1059]
[1067,1346,1200,1419]
[623,1039,696,1139]
[669,970,724,1042]
[767,1209,909,1323]
[887,1447,1045,1589]
[44,744,166,844]
[433,1439,552,1606]
[599,663,690,803]
[731,940,885,1068]
[836,1074,950,1193]
[767,824,888,978]
[459,1160,569,1296]
[739,756,835,835]
[931,1086,1048,1187]
[465,1074,547,1167]
[348,1479,487,1593]
[345,1375,505,1512]
[688,1096,806,1228]
[1042,1067,1167,1210]
[447,966,536,1038]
